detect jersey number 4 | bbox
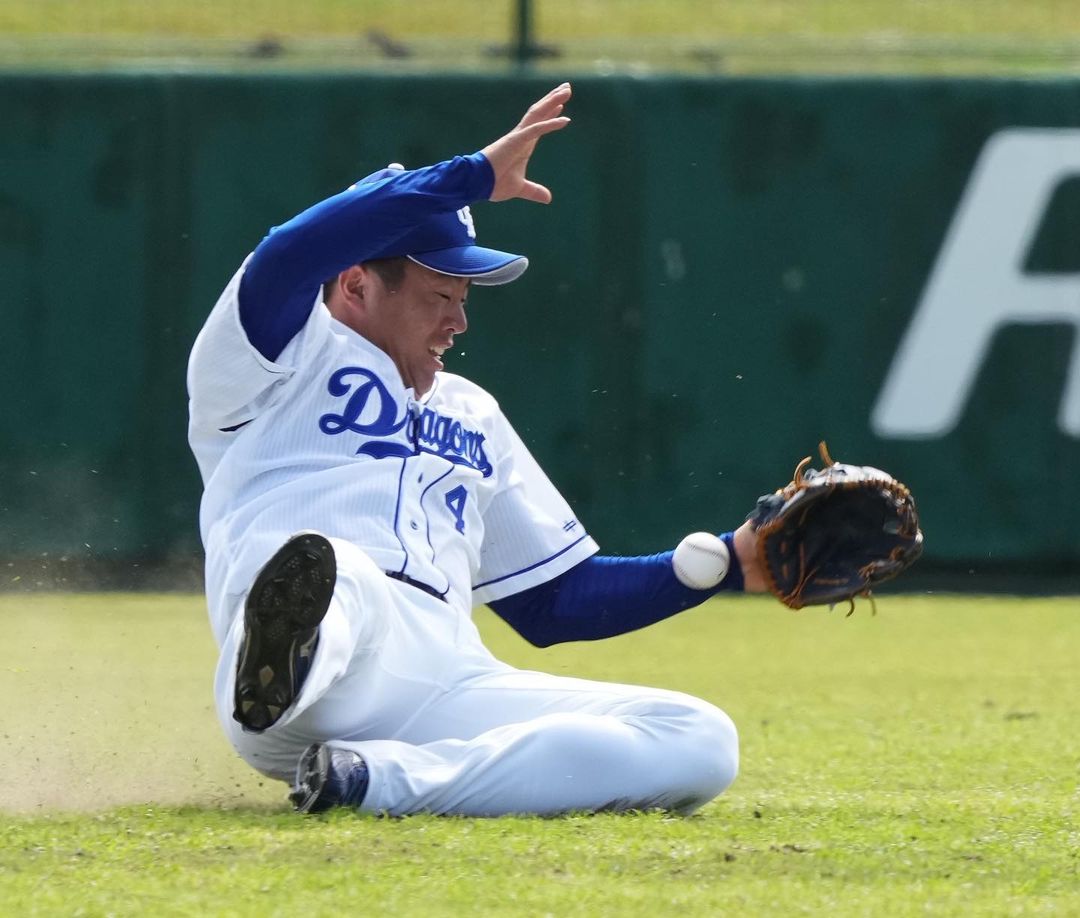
[444,485,468,534]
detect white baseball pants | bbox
[214,539,738,816]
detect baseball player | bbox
[187,83,766,817]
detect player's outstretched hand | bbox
[480,83,572,204]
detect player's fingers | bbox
[478,116,568,175]
[483,111,569,202]
[521,83,571,119]
[518,115,571,142]
[515,180,553,205]
[516,83,572,129]
[489,176,552,204]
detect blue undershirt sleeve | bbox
[488,531,744,648]
[237,152,495,361]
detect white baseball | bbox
[672,532,730,590]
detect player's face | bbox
[357,261,470,396]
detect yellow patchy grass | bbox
[1,0,1078,40]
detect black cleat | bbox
[233,532,336,733]
[290,743,370,813]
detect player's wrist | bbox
[718,531,746,592]
[468,151,497,202]
[731,521,767,593]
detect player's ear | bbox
[324,265,367,324]
[342,265,367,303]
[329,265,367,306]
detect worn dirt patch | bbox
[0,593,282,814]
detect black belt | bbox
[385,570,447,603]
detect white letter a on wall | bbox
[872,129,1080,438]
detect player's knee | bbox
[661,698,739,805]
[693,703,739,791]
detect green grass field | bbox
[2,592,1077,915]
[2,0,1080,74]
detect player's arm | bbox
[488,522,764,648]
[238,83,572,361]
[237,155,492,361]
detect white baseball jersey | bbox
[188,263,597,646]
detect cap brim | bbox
[408,247,528,286]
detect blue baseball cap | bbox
[356,163,528,286]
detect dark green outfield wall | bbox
[2,73,1079,583]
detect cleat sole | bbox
[232,534,336,733]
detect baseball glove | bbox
[747,442,923,612]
